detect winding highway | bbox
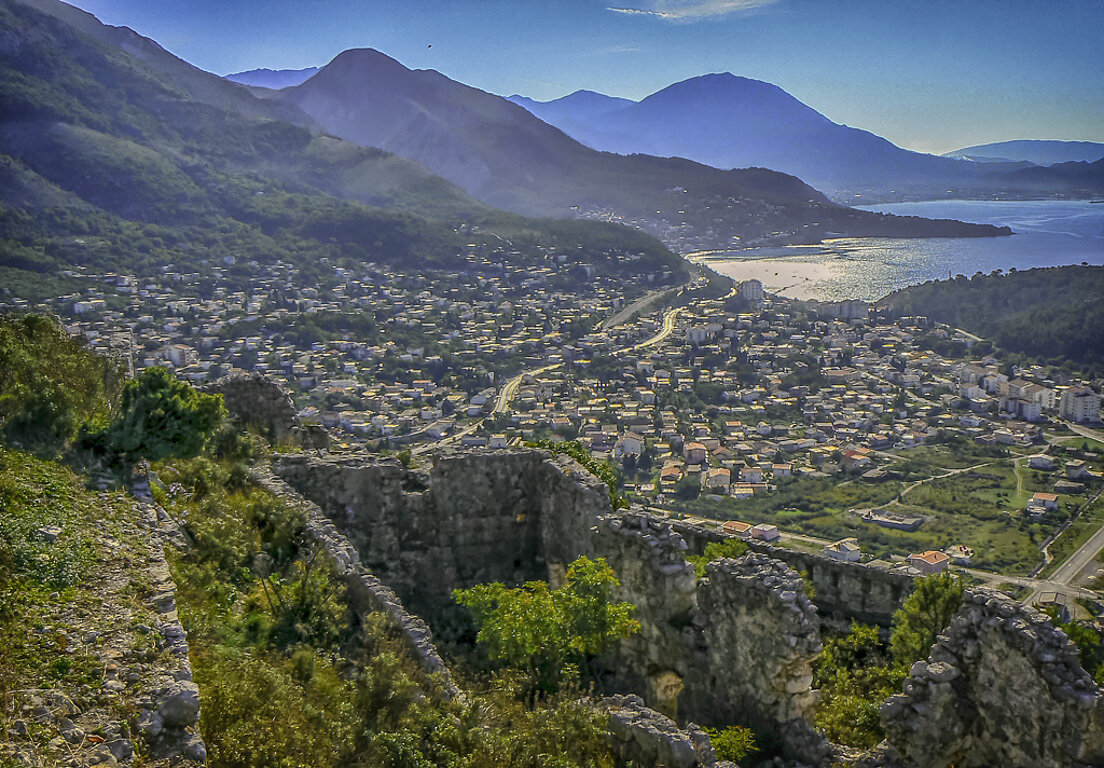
[491,305,686,415]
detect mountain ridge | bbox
[226,66,320,90]
[278,48,1009,248]
[944,140,1104,166]
[510,73,1104,203]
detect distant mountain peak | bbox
[224,66,320,89]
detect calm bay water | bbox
[697,200,1104,302]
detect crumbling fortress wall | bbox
[596,513,828,764]
[669,519,913,626]
[273,450,608,619]
[204,373,327,448]
[878,588,1104,768]
[274,450,829,762]
[268,446,1104,767]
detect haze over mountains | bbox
[226,67,320,90]
[944,140,1104,166]
[509,76,1104,203]
[272,48,1006,248]
[1,0,1018,284]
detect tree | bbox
[103,366,225,462]
[453,556,638,692]
[890,572,965,664]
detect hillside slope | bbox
[0,0,685,285]
[879,265,1104,373]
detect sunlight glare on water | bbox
[698,200,1104,302]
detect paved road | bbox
[490,305,685,415]
[601,288,670,330]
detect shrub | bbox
[100,366,225,462]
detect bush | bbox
[100,366,225,462]
[687,538,748,579]
[890,572,964,664]
[705,726,757,762]
[454,556,638,693]
[0,313,123,454]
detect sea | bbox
[694,200,1104,302]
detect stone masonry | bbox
[879,588,1104,768]
[669,519,913,626]
[267,446,1104,767]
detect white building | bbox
[1061,387,1101,423]
[738,279,764,304]
[823,538,862,562]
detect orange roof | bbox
[910,550,949,564]
[1032,492,1058,501]
[723,520,752,533]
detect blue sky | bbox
[67,0,1104,154]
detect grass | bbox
[0,446,156,753]
[1038,497,1104,579]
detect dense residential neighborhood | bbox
[4,259,1102,587]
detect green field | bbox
[673,444,1091,574]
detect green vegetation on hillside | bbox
[453,556,639,694]
[0,312,123,453]
[880,266,1104,375]
[814,573,964,748]
[0,0,687,296]
[0,313,625,767]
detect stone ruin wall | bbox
[268,447,1104,767]
[595,512,829,765]
[272,450,607,620]
[878,588,1104,768]
[204,373,327,448]
[669,519,913,627]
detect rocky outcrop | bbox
[880,588,1104,768]
[602,695,738,768]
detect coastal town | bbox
[4,247,1103,605]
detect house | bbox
[1030,492,1059,510]
[841,450,872,472]
[703,467,731,492]
[1067,460,1090,480]
[823,538,861,562]
[772,463,793,479]
[721,520,753,538]
[750,523,780,542]
[907,550,950,574]
[659,465,684,487]
[684,442,708,465]
[740,465,763,484]
[1028,456,1055,471]
[615,431,645,458]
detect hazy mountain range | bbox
[226,67,320,90]
[943,140,1104,166]
[0,0,1017,286]
[269,48,1007,245]
[508,78,1104,202]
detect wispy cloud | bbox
[607,0,779,21]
